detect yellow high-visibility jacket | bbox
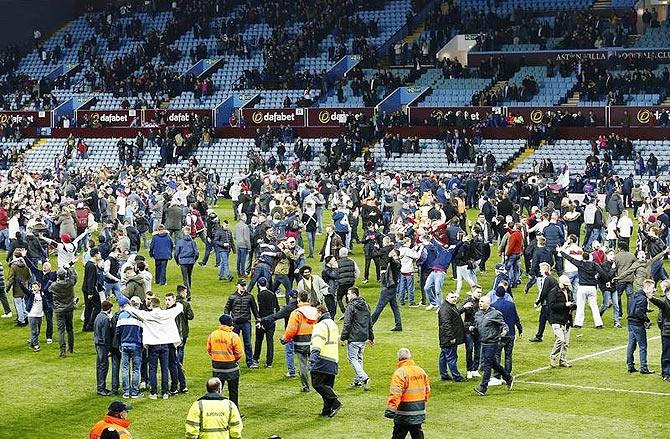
[185,393,243,439]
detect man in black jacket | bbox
[253,277,280,368]
[340,286,374,390]
[224,279,259,368]
[647,280,670,380]
[548,274,577,368]
[93,300,114,396]
[530,262,555,343]
[83,248,101,332]
[371,248,402,331]
[438,291,466,382]
[560,249,606,329]
[50,266,78,357]
[626,279,655,374]
[460,285,482,379]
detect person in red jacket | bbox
[504,223,523,288]
[0,202,9,251]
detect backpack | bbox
[75,208,89,232]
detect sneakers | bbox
[362,279,368,284]
[180,388,189,394]
[470,371,481,378]
[595,325,603,329]
[488,377,503,386]
[466,371,473,379]
[33,345,40,352]
[350,381,362,388]
[453,376,465,382]
[529,337,542,342]
[123,394,131,399]
[506,376,515,391]
[549,359,558,368]
[46,338,53,344]
[0,312,12,318]
[328,403,342,418]
[266,365,273,369]
[559,362,571,368]
[162,393,169,400]
[140,382,147,390]
[131,393,144,399]
[390,327,402,332]
[249,362,260,369]
[97,389,113,397]
[286,373,297,378]
[628,367,639,373]
[614,322,622,328]
[473,386,486,396]
[170,389,179,395]
[408,303,421,308]
[363,378,371,391]
[149,394,158,400]
[425,305,435,311]
[640,369,656,375]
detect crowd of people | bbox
[2,147,670,437]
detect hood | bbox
[181,235,193,241]
[297,305,318,322]
[317,312,332,322]
[349,297,368,312]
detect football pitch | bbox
[1,201,669,439]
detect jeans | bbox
[96,344,110,392]
[55,308,74,353]
[565,271,579,293]
[201,238,220,266]
[0,287,11,314]
[0,227,9,250]
[651,259,668,283]
[424,271,446,307]
[550,324,570,364]
[627,323,648,370]
[346,341,368,383]
[285,340,296,375]
[168,345,187,392]
[248,263,271,294]
[439,345,462,380]
[180,264,194,295]
[233,321,254,367]
[465,332,481,371]
[392,424,424,439]
[584,227,603,250]
[254,322,275,366]
[274,274,292,298]
[364,254,381,281]
[104,281,121,299]
[371,287,402,329]
[28,316,42,347]
[148,344,170,396]
[311,371,340,414]
[599,289,620,325]
[44,308,53,339]
[121,347,142,396]
[455,265,477,295]
[575,285,603,327]
[306,231,316,258]
[217,249,232,280]
[236,248,249,276]
[505,254,521,286]
[154,259,168,285]
[397,274,415,305]
[494,337,514,378]
[13,297,27,323]
[296,349,310,391]
[480,343,511,391]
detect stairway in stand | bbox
[593,0,611,10]
[507,147,536,171]
[563,91,581,107]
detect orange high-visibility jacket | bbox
[207,325,243,378]
[282,304,318,351]
[386,358,431,425]
[89,416,132,439]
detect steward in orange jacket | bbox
[385,349,430,434]
[207,314,244,408]
[89,401,133,439]
[281,297,318,354]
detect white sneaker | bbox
[489,377,503,386]
[162,393,169,400]
[425,305,434,311]
[1,312,12,318]
[471,371,481,378]
[466,371,473,379]
[140,382,147,390]
[46,339,53,344]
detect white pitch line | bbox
[515,335,661,378]
[517,380,670,396]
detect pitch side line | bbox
[517,380,670,396]
[515,335,662,378]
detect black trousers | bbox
[536,304,549,339]
[392,424,424,439]
[324,295,337,318]
[336,284,352,317]
[311,371,339,414]
[253,322,275,366]
[364,254,381,281]
[479,243,491,272]
[83,295,100,331]
[213,373,239,409]
[419,268,429,305]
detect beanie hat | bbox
[495,286,506,298]
[219,314,233,327]
[60,233,71,243]
[258,277,268,287]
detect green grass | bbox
[2,201,670,439]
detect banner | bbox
[610,106,670,127]
[0,111,51,127]
[507,106,606,126]
[142,109,214,126]
[408,106,496,126]
[306,107,374,126]
[76,110,140,127]
[469,48,670,66]
[241,108,305,127]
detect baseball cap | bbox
[117,297,130,307]
[108,401,132,413]
[219,314,234,326]
[237,278,247,286]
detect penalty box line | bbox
[515,335,662,378]
[516,380,670,396]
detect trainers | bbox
[363,378,371,391]
[362,279,368,284]
[425,305,434,311]
[328,403,342,418]
[286,373,297,378]
[549,359,558,368]
[473,386,486,396]
[506,376,515,391]
[350,381,362,388]
[131,393,144,399]
[408,303,421,308]
[471,371,481,378]
[266,365,273,368]
[249,362,259,369]
[33,345,40,352]
[97,389,113,397]
[628,367,639,373]
[149,394,158,400]
[529,337,542,342]
[0,312,12,318]
[640,369,656,375]
[140,382,147,390]
[559,362,571,368]
[123,394,130,399]
[466,371,473,379]
[46,338,53,344]
[163,393,169,400]
[453,376,465,383]
[180,388,189,394]
[170,389,179,395]
[390,327,402,332]
[488,377,503,386]
[614,322,622,328]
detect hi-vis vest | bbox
[185,395,243,439]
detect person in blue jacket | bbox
[174,227,199,299]
[491,288,522,383]
[149,224,174,287]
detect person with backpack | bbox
[135,211,150,250]
[648,279,670,381]
[175,227,199,299]
[75,202,91,252]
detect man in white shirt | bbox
[617,210,634,251]
[398,238,421,307]
[561,234,583,293]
